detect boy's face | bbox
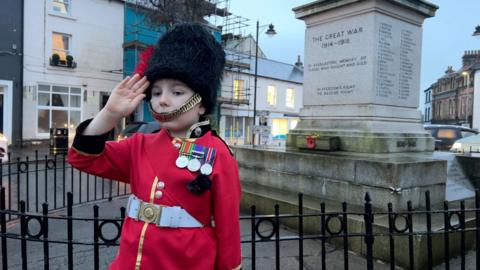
[150,79,205,134]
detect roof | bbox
[225,50,303,84]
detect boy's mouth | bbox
[149,94,202,122]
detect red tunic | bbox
[68,128,242,270]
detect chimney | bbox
[462,50,480,67]
[294,55,303,69]
[445,66,454,74]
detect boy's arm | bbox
[212,152,242,270]
[67,119,133,183]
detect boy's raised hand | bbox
[105,74,149,118]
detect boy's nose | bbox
[158,94,170,107]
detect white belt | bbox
[126,195,203,228]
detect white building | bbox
[23,0,124,141]
[219,42,303,147]
[473,66,480,130]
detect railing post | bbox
[274,204,280,270]
[407,201,414,270]
[1,187,8,269]
[25,157,30,212]
[460,200,466,269]
[35,150,39,212]
[20,201,27,270]
[16,157,21,212]
[342,201,349,270]
[425,191,433,270]
[298,193,304,269]
[443,200,450,270]
[53,155,57,209]
[476,190,480,269]
[62,154,66,208]
[364,192,374,270]
[320,202,326,270]
[250,205,256,270]
[67,192,73,270]
[387,202,395,270]
[93,205,100,270]
[42,202,49,270]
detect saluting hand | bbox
[104,74,150,118]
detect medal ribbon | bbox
[192,144,205,159]
[179,142,195,158]
[205,147,216,166]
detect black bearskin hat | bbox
[143,23,225,115]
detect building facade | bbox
[0,0,24,145]
[22,0,124,142]
[219,46,303,147]
[430,51,480,128]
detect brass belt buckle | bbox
[139,202,161,224]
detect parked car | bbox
[117,121,161,141]
[424,124,478,150]
[450,134,480,153]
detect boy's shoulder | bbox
[208,130,234,156]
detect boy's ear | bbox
[198,103,206,116]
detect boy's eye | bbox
[173,91,184,96]
[152,89,162,96]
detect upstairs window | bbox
[286,88,295,108]
[52,0,70,15]
[267,86,276,106]
[52,32,71,61]
[233,79,245,100]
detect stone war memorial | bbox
[235,0,477,268]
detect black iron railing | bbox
[1,186,480,269]
[1,151,130,220]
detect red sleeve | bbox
[67,119,134,183]
[67,140,133,183]
[212,151,242,270]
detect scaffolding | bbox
[207,0,253,144]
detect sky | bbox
[227,0,480,106]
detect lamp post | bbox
[252,21,276,146]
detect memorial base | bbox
[288,129,434,153]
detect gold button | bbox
[157,181,165,189]
[155,190,163,199]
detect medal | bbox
[176,156,189,168]
[188,158,201,171]
[200,163,213,175]
[176,141,194,168]
[187,144,205,172]
[200,147,216,175]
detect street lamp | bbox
[252,21,276,146]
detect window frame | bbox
[52,0,71,16]
[36,83,82,137]
[285,88,295,108]
[233,79,245,100]
[267,85,277,106]
[52,32,71,61]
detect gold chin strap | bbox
[149,94,202,122]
